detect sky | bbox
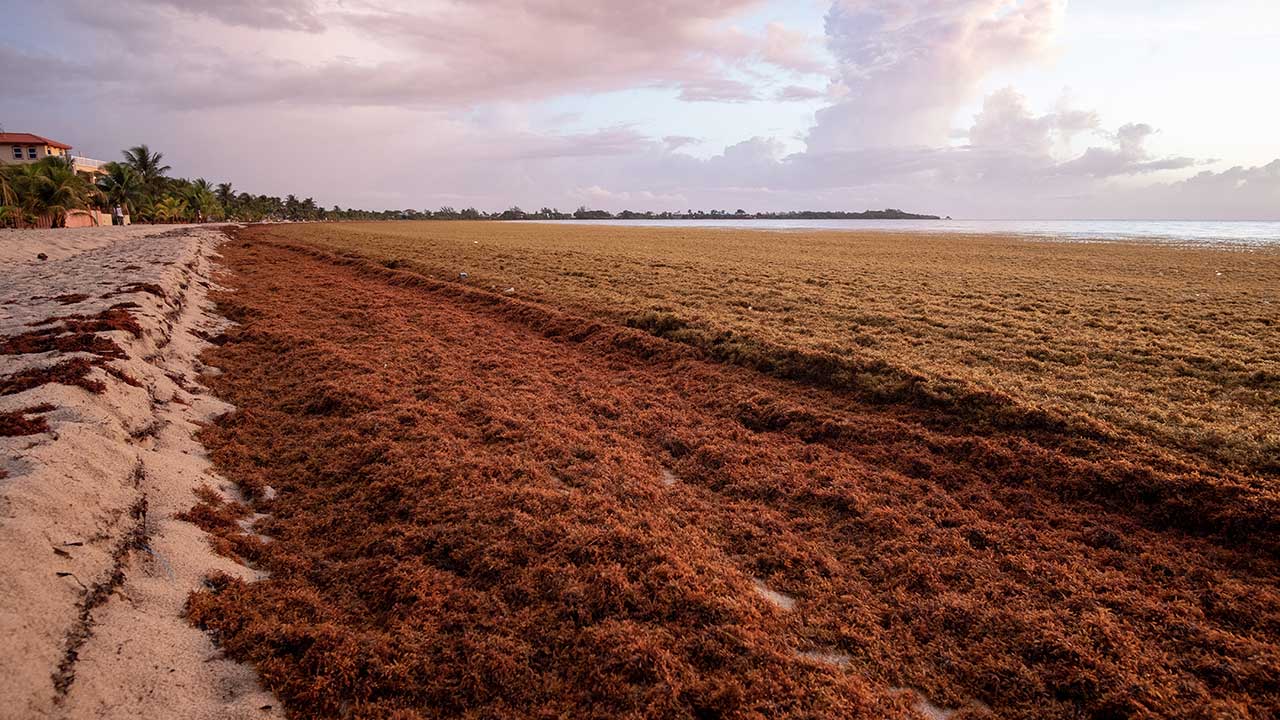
[2,0,1278,219]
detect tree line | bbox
[1,142,940,228]
[402,206,941,221]
[0,144,393,227]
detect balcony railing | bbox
[70,156,108,170]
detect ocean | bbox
[521,219,1280,247]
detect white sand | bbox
[0,227,129,266]
[0,226,282,719]
[751,578,796,611]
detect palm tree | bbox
[8,159,99,227]
[175,178,215,222]
[0,161,15,207]
[194,190,222,222]
[0,161,18,227]
[215,182,234,207]
[35,161,97,226]
[122,144,171,198]
[96,162,145,216]
[153,195,189,223]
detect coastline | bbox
[514,218,1280,247]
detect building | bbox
[1,132,71,163]
[0,132,109,179]
[1,132,126,227]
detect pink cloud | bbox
[968,87,1098,156]
[49,0,779,110]
[136,0,323,32]
[8,0,1276,220]
[663,135,703,151]
[811,0,1067,150]
[775,85,828,101]
[677,78,759,103]
[508,127,654,159]
[761,22,829,74]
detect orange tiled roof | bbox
[0,133,73,150]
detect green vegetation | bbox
[95,144,331,224]
[1,141,941,227]
[0,156,101,227]
[0,142,391,226]
[1,141,939,227]
[495,206,941,220]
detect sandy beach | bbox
[7,0,1277,715]
[0,226,281,719]
[2,222,1277,719]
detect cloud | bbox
[1056,123,1197,177]
[775,85,828,101]
[4,0,1276,219]
[810,0,1067,150]
[968,87,1098,156]
[43,0,804,110]
[677,78,759,103]
[454,87,1261,219]
[1124,160,1280,219]
[508,127,654,159]
[663,135,703,151]
[760,22,829,74]
[571,186,689,207]
[0,45,99,98]
[136,0,324,32]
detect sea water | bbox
[523,219,1280,247]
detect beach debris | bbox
[503,287,515,294]
[458,272,468,279]
[37,253,48,261]
[55,571,87,590]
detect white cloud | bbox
[775,85,828,102]
[3,0,1276,218]
[809,0,1068,151]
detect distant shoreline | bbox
[515,217,1280,246]
[501,209,942,221]
[516,215,944,222]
